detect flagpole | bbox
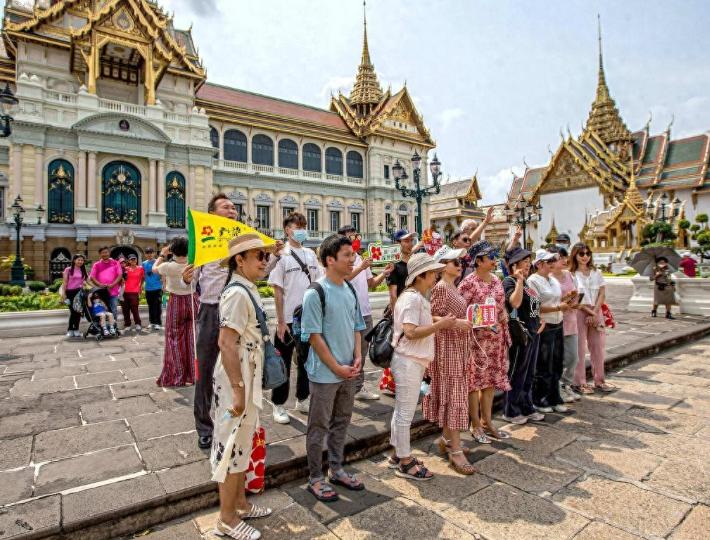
[189,276,199,381]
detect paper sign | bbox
[369,243,401,262]
[466,302,497,327]
[422,229,444,256]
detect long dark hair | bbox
[223,257,238,288]
[569,242,596,272]
[69,254,88,280]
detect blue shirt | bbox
[301,277,366,384]
[142,259,162,291]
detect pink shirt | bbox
[89,258,123,297]
[64,266,85,290]
[556,271,578,336]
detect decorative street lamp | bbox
[378,221,383,242]
[0,83,19,138]
[10,195,25,286]
[505,197,542,247]
[393,151,443,236]
[36,204,45,225]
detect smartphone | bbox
[577,292,585,304]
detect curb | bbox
[15,320,710,540]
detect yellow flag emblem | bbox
[187,208,275,266]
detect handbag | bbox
[225,282,288,390]
[365,317,398,368]
[245,427,266,495]
[508,308,531,347]
[601,303,616,329]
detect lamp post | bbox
[0,83,19,138]
[393,151,442,236]
[506,197,542,248]
[36,204,45,225]
[10,195,25,286]
[378,221,383,242]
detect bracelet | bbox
[231,381,245,389]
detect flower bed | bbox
[0,292,65,312]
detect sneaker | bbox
[102,327,110,336]
[356,386,380,401]
[65,331,74,338]
[272,405,290,424]
[527,412,546,422]
[553,404,569,413]
[295,397,310,413]
[135,325,142,332]
[73,330,82,338]
[560,387,576,404]
[109,327,117,336]
[568,388,582,401]
[534,405,553,413]
[501,414,528,425]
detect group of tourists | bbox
[61,246,165,337]
[169,193,615,540]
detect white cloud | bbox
[479,166,525,206]
[318,76,354,99]
[436,107,465,130]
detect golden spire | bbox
[349,1,384,114]
[624,153,644,209]
[585,15,632,147]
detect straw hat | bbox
[219,234,276,266]
[405,253,445,287]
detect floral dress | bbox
[423,280,472,430]
[210,275,265,483]
[459,273,511,392]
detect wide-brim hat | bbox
[533,249,558,266]
[433,245,466,262]
[505,246,532,267]
[219,233,277,266]
[469,240,497,261]
[405,253,445,287]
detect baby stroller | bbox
[74,287,120,341]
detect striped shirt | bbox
[195,262,229,305]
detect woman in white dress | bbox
[211,234,276,540]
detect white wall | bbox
[538,187,605,246]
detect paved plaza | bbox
[135,334,710,540]
[0,281,708,539]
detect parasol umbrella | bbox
[629,246,681,276]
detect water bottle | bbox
[292,313,301,338]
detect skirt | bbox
[653,284,677,306]
[157,292,198,387]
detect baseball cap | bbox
[533,249,558,266]
[393,229,416,242]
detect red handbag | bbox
[379,367,396,392]
[601,303,616,329]
[245,427,266,495]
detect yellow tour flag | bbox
[187,208,276,266]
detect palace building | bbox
[0,0,436,282]
[507,24,709,255]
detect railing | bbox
[212,161,370,188]
[278,167,299,176]
[303,170,322,179]
[219,159,249,171]
[252,164,275,174]
[347,176,363,184]
[163,111,191,123]
[43,90,77,104]
[325,173,341,181]
[98,98,146,117]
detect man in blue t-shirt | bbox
[142,247,163,330]
[301,234,366,502]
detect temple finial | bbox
[349,0,383,111]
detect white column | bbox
[87,152,97,208]
[77,151,87,208]
[11,144,22,201]
[157,160,165,213]
[34,147,44,207]
[149,159,157,213]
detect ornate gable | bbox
[535,143,597,197]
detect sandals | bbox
[436,437,471,456]
[307,481,339,503]
[577,384,595,395]
[594,383,616,393]
[215,519,261,540]
[395,458,434,481]
[484,428,511,440]
[388,455,423,469]
[471,427,492,445]
[448,450,478,476]
[329,470,365,491]
[237,504,272,520]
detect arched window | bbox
[209,126,219,159]
[223,129,247,162]
[102,161,141,224]
[47,159,74,223]
[252,134,274,165]
[166,171,186,228]
[278,139,298,169]
[325,147,343,175]
[346,151,363,178]
[303,143,322,172]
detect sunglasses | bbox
[578,251,592,257]
[446,259,462,267]
[461,237,471,243]
[252,250,271,262]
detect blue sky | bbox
[9,0,709,204]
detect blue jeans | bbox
[109,295,119,322]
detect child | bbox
[91,293,116,336]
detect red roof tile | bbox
[197,83,350,130]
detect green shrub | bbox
[48,279,63,293]
[8,285,22,296]
[26,281,47,292]
[257,285,274,298]
[0,292,64,312]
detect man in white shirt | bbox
[268,212,323,424]
[339,225,393,401]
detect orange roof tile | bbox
[197,83,350,131]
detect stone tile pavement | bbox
[129,335,710,540]
[0,281,708,538]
